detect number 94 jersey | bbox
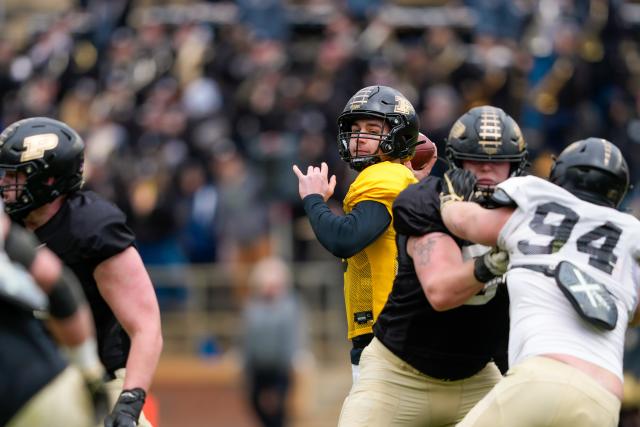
[496,175,640,378]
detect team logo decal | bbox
[478,108,503,155]
[513,121,525,152]
[394,96,414,115]
[601,138,612,165]
[450,120,465,139]
[349,87,375,110]
[21,134,59,162]
[562,141,580,155]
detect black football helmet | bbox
[446,105,528,177]
[549,137,629,208]
[338,85,419,171]
[446,106,528,206]
[0,117,85,219]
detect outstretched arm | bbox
[409,232,483,310]
[408,231,508,311]
[440,201,513,247]
[438,169,514,246]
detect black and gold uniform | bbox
[0,117,156,427]
[375,177,509,379]
[34,190,135,376]
[337,177,509,427]
[338,105,528,427]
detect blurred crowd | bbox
[1,0,640,276]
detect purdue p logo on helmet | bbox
[0,117,85,219]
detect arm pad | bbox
[49,267,86,319]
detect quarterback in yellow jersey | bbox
[342,160,415,340]
[293,85,425,383]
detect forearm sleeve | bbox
[302,194,391,258]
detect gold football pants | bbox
[338,337,501,427]
[457,356,620,427]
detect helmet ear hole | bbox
[380,140,393,154]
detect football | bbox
[410,133,437,170]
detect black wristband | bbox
[473,255,498,284]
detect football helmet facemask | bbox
[337,86,419,171]
[549,137,629,208]
[0,117,85,219]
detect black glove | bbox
[104,388,146,427]
[439,169,478,209]
[473,247,509,283]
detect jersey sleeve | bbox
[303,194,391,258]
[392,177,449,236]
[72,199,135,264]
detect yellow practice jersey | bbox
[342,161,417,339]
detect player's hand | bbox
[404,159,432,181]
[473,247,509,283]
[292,162,336,202]
[104,388,146,427]
[439,169,477,209]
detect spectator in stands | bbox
[242,256,303,427]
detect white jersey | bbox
[496,175,640,381]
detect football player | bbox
[337,106,528,427]
[0,117,162,427]
[292,85,420,383]
[1,207,107,427]
[441,137,635,427]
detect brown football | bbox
[410,133,436,170]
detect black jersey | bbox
[374,177,509,380]
[34,191,136,375]
[0,303,66,424]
